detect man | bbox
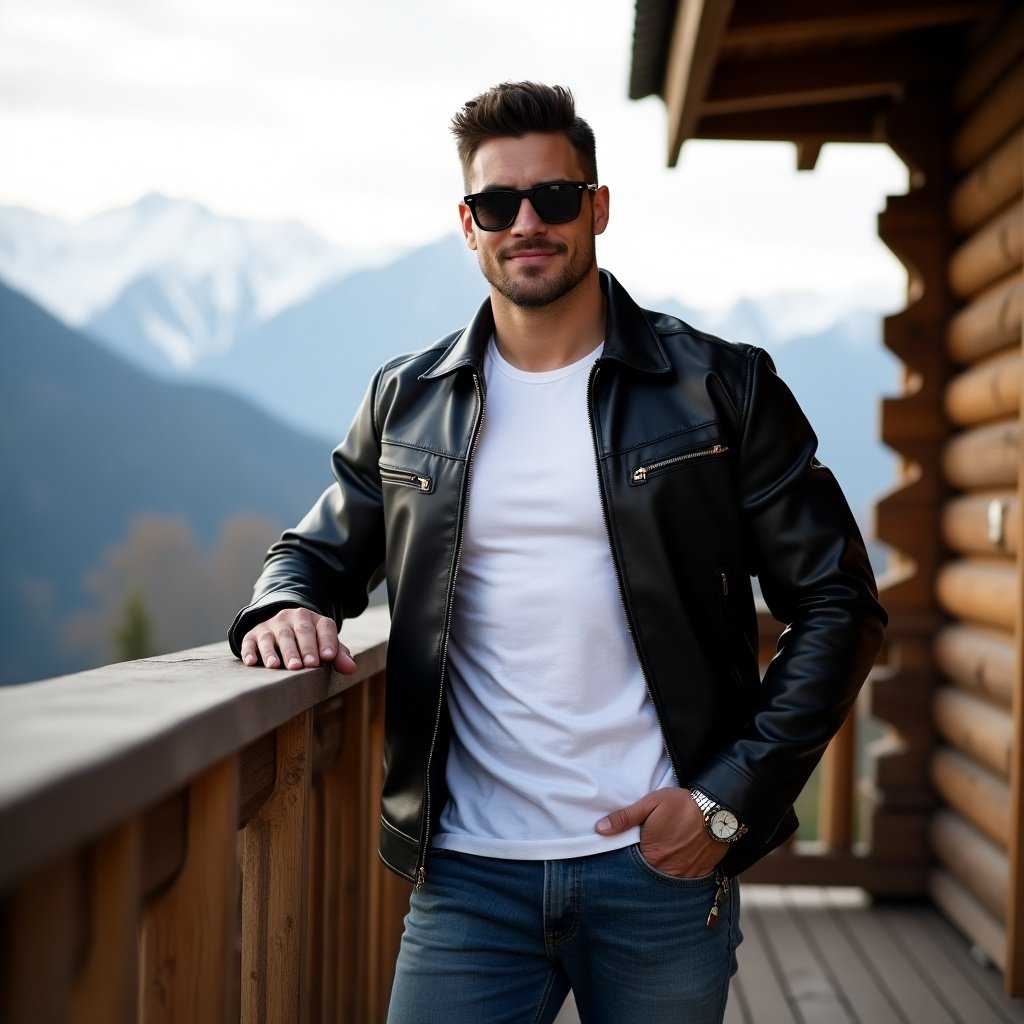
[230,82,886,1023]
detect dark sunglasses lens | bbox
[473,192,520,230]
[532,185,582,224]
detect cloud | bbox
[0,0,909,307]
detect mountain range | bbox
[0,194,900,684]
[0,280,331,684]
[0,194,379,372]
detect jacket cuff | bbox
[690,754,790,843]
[227,592,328,658]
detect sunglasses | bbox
[464,181,598,232]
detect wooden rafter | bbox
[663,0,735,167]
[695,98,885,143]
[704,42,947,115]
[723,0,1001,49]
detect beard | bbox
[477,233,596,309]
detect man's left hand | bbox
[595,787,723,878]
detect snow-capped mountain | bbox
[0,193,904,372]
[691,286,904,351]
[0,194,366,368]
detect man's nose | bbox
[510,197,546,235]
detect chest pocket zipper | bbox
[379,467,434,493]
[631,442,728,485]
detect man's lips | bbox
[500,243,565,261]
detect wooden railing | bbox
[0,606,409,1024]
[0,602,915,1023]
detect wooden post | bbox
[70,819,143,1024]
[138,756,240,1024]
[320,679,372,1022]
[0,857,81,1024]
[363,681,388,1024]
[818,712,856,851]
[241,711,313,1024]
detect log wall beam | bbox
[931,746,1011,848]
[941,490,1018,556]
[935,557,1017,630]
[945,347,1021,425]
[933,686,1014,778]
[951,128,1024,234]
[931,867,1008,971]
[947,273,1024,364]
[932,809,1009,925]
[948,198,1024,298]
[943,418,1019,489]
[934,622,1015,706]
[953,59,1024,170]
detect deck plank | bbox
[524,887,1024,1024]
[734,887,801,1023]
[882,905,1024,1024]
[741,886,853,1023]
[829,900,963,1023]
[786,887,905,1024]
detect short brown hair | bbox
[451,82,598,187]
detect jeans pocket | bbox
[628,844,719,887]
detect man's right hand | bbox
[239,607,357,674]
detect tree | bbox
[115,589,154,661]
[63,514,280,666]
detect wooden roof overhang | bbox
[629,0,1006,169]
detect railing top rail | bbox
[0,606,391,888]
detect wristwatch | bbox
[690,788,748,843]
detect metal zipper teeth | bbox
[379,468,433,492]
[416,371,485,889]
[632,443,728,484]
[587,364,680,785]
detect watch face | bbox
[709,808,740,840]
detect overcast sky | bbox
[1,0,910,310]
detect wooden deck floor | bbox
[554,886,1024,1024]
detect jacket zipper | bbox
[587,364,679,786]
[718,570,748,699]
[631,443,728,484]
[416,372,485,889]
[379,468,433,493]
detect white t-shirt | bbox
[434,339,675,859]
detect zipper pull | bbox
[415,866,426,891]
[632,466,648,484]
[720,572,729,597]
[706,872,729,929]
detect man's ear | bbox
[459,203,478,251]
[593,185,610,237]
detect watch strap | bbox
[690,788,747,837]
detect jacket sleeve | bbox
[691,348,887,845]
[227,369,388,657]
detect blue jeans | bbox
[387,845,741,1024]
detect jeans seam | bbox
[529,967,561,1024]
[543,860,582,955]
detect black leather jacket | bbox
[229,270,886,882]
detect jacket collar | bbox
[420,269,671,380]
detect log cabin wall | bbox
[628,0,1024,995]
[927,21,1024,985]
